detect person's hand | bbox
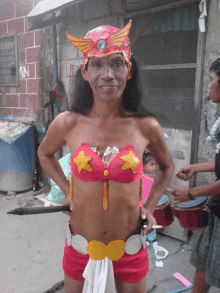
[170,186,191,204]
[175,165,195,181]
[140,206,157,235]
[62,195,73,216]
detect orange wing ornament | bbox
[108,21,132,47]
[66,33,94,53]
[66,21,132,65]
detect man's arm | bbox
[171,179,220,204]
[37,112,76,199]
[170,159,217,203]
[144,118,174,212]
[139,117,174,232]
[175,160,215,181]
[190,180,220,198]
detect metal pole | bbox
[52,23,58,85]
[51,23,62,159]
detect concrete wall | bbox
[0,0,44,124]
[196,0,220,186]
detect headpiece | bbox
[66,21,132,69]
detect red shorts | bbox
[62,239,149,283]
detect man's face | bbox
[208,72,220,103]
[81,53,128,103]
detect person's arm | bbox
[37,112,76,199]
[190,180,220,197]
[171,180,220,204]
[175,160,215,181]
[139,117,174,233]
[170,159,216,203]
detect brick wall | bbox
[0,0,44,124]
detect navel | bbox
[102,228,107,235]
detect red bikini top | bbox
[69,142,143,183]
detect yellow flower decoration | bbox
[87,240,125,261]
[120,151,140,173]
[73,151,92,173]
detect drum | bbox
[174,196,209,230]
[154,194,174,227]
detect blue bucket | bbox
[0,126,36,192]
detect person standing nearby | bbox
[38,21,174,293]
[171,58,220,293]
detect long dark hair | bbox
[69,55,154,117]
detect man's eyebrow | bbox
[90,58,101,61]
[111,56,125,62]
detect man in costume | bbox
[38,21,174,293]
[171,58,220,293]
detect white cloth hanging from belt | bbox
[82,257,117,293]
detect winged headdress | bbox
[66,21,132,68]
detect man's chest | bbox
[68,122,146,157]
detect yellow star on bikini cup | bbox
[120,151,140,173]
[73,151,92,173]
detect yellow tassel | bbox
[103,181,108,210]
[139,177,143,202]
[70,175,73,199]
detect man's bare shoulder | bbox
[135,115,160,134]
[53,111,78,130]
[49,111,79,134]
[124,111,157,128]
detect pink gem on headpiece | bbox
[66,21,132,67]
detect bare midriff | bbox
[69,177,141,245]
[64,113,149,245]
